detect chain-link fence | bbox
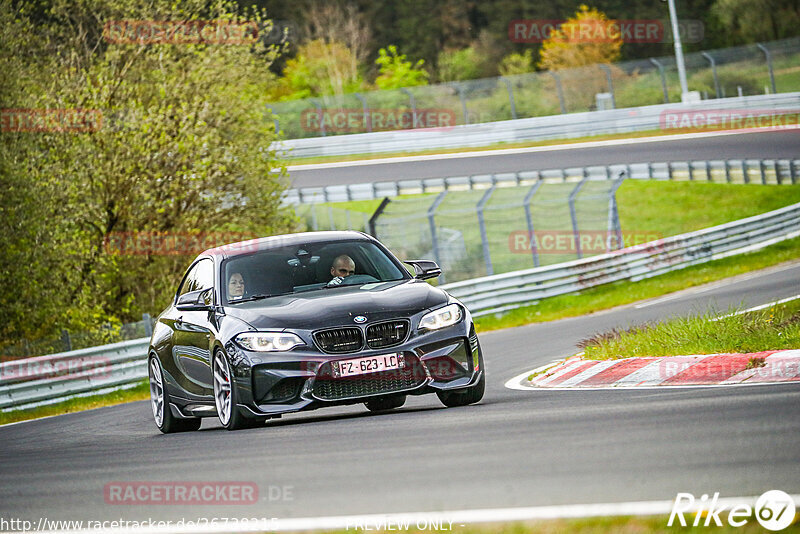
[3,314,155,361]
[371,171,625,284]
[269,38,800,139]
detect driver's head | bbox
[228,272,245,298]
[330,255,355,278]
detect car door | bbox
[171,258,216,396]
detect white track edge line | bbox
[34,494,800,534]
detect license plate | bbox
[335,353,400,377]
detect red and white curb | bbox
[506,350,800,390]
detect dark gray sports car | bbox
[148,231,485,432]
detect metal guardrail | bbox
[3,200,799,411]
[441,201,800,316]
[0,338,149,411]
[274,92,800,159]
[285,157,800,204]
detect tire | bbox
[436,373,485,408]
[149,356,201,433]
[364,394,406,412]
[213,350,262,430]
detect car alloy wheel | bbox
[213,352,233,426]
[148,356,201,433]
[149,358,164,427]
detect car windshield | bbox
[222,239,408,304]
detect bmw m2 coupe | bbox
[148,231,485,432]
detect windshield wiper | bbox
[230,292,291,303]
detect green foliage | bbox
[278,39,364,99]
[0,0,294,345]
[374,45,429,90]
[437,47,482,82]
[499,50,535,76]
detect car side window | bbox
[177,259,214,297]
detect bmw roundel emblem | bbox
[354,315,367,324]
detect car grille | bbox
[312,355,426,401]
[314,327,363,353]
[366,320,409,349]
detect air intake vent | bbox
[366,320,409,349]
[313,327,363,354]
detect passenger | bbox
[228,272,245,300]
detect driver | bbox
[228,272,245,300]
[330,254,355,280]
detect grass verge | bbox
[0,380,149,426]
[473,236,800,332]
[579,299,800,360]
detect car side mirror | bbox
[176,288,212,311]
[405,260,442,280]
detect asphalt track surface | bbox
[1,261,799,526]
[287,129,800,188]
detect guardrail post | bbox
[476,186,495,276]
[523,180,543,268]
[647,162,653,179]
[756,43,777,94]
[354,93,371,132]
[501,77,518,119]
[705,160,712,182]
[456,84,469,125]
[549,72,567,114]
[273,118,280,135]
[759,160,767,184]
[741,160,749,184]
[311,99,326,136]
[724,160,731,183]
[774,160,781,185]
[688,161,695,181]
[60,329,72,352]
[569,171,590,259]
[427,192,448,283]
[598,64,616,108]
[649,58,669,103]
[368,197,391,237]
[142,313,153,337]
[667,161,673,180]
[792,160,798,184]
[400,88,417,126]
[701,52,720,98]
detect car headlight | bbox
[419,303,463,331]
[234,332,303,352]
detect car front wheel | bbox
[436,373,485,408]
[213,351,262,431]
[149,356,201,433]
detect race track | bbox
[2,261,799,526]
[287,129,800,188]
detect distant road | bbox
[287,129,800,188]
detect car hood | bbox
[223,279,449,330]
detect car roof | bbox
[200,230,374,260]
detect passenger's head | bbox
[330,254,355,278]
[228,272,245,298]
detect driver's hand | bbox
[327,276,344,287]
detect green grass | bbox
[0,380,149,426]
[474,236,800,332]
[579,299,800,360]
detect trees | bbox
[374,45,429,90]
[1,0,293,345]
[538,5,623,71]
